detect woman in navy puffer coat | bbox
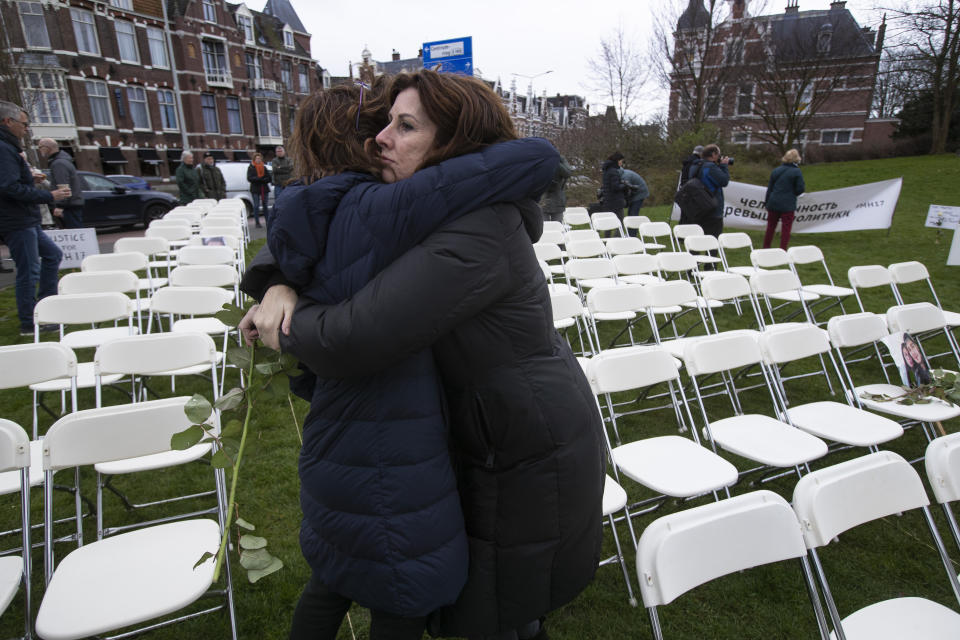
[261,85,560,638]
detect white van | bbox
[214,161,273,214]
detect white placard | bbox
[925,204,960,230]
[44,227,99,269]
[948,227,960,266]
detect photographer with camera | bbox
[696,144,731,238]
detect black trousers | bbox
[289,572,428,640]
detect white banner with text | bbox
[672,177,902,233]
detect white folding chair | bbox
[794,451,960,640]
[605,237,646,256]
[717,232,757,278]
[643,279,711,359]
[170,264,241,305]
[0,420,32,640]
[36,397,237,640]
[886,302,960,369]
[700,272,762,329]
[533,242,565,278]
[564,257,618,298]
[672,223,703,246]
[585,284,647,350]
[749,269,819,327]
[565,238,610,260]
[591,211,625,237]
[562,207,591,228]
[683,234,724,269]
[638,490,830,640]
[176,244,237,267]
[550,289,595,356]
[638,221,672,252]
[925,432,960,562]
[889,261,960,328]
[847,264,897,313]
[59,270,146,333]
[612,253,661,285]
[600,473,637,606]
[82,250,164,298]
[787,245,853,318]
[114,236,174,286]
[538,227,564,244]
[563,228,601,245]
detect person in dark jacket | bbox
[175,151,203,204]
[0,101,69,335]
[763,148,805,249]
[697,144,731,238]
[198,152,227,200]
[680,145,703,185]
[621,167,649,218]
[241,70,605,640]
[37,138,84,228]
[247,153,271,228]
[271,145,293,204]
[540,155,572,222]
[600,151,626,222]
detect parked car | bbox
[75,171,177,228]
[107,174,151,190]
[214,161,273,215]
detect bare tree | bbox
[586,25,647,127]
[872,46,923,118]
[885,0,960,153]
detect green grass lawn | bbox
[1,153,959,639]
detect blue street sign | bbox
[422,36,473,75]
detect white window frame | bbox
[201,39,227,77]
[237,14,254,45]
[282,26,294,50]
[246,52,262,80]
[127,86,150,130]
[110,0,133,8]
[20,70,73,125]
[735,83,754,116]
[819,129,852,145]
[201,93,219,133]
[146,27,169,69]
[254,98,281,138]
[281,60,292,91]
[115,20,139,64]
[225,95,243,134]
[17,2,50,49]
[158,88,178,130]
[706,85,721,118]
[71,9,99,56]
[202,0,217,23]
[297,63,309,93]
[86,79,113,127]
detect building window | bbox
[201,93,219,132]
[146,27,168,68]
[71,9,99,56]
[736,83,753,115]
[237,14,254,44]
[17,2,49,49]
[298,63,309,93]
[245,52,262,80]
[115,21,139,64]
[202,40,229,82]
[202,0,217,22]
[732,131,750,145]
[21,70,72,124]
[254,98,281,138]
[110,0,132,8]
[226,96,242,134]
[86,80,112,127]
[127,86,149,129]
[706,85,721,118]
[820,130,852,145]
[158,89,178,130]
[725,39,744,66]
[281,61,292,91]
[287,105,296,134]
[283,26,294,49]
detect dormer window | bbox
[202,0,217,23]
[817,24,833,54]
[283,25,294,50]
[236,7,254,45]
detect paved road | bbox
[0,222,267,290]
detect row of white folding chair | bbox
[114,236,175,280]
[82,250,166,296]
[639,448,960,639]
[752,247,852,322]
[850,262,960,329]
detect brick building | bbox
[670,0,895,154]
[0,0,321,178]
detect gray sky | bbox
[250,0,879,121]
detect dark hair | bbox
[388,70,517,169]
[607,151,624,164]
[702,144,721,160]
[288,78,390,183]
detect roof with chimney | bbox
[766,4,878,59]
[262,0,307,33]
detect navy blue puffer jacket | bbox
[267,138,559,617]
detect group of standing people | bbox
[598,151,649,226]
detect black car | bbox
[75,171,176,228]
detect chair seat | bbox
[95,442,212,475]
[786,401,904,447]
[0,440,45,495]
[61,327,139,350]
[943,310,960,328]
[172,318,228,335]
[709,414,828,467]
[728,266,758,277]
[602,474,627,516]
[834,596,960,639]
[592,311,636,322]
[148,259,177,270]
[618,274,660,285]
[549,264,565,275]
[648,304,684,315]
[681,296,724,310]
[137,277,168,292]
[693,255,723,264]
[766,290,820,303]
[852,385,960,423]
[803,283,853,298]
[641,243,665,251]
[30,363,123,392]
[665,330,760,361]
[577,278,617,290]
[35,519,219,640]
[612,435,737,498]
[0,556,22,616]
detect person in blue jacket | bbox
[245,79,564,639]
[697,144,731,238]
[242,71,605,640]
[0,101,69,335]
[763,148,805,249]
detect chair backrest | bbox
[163,210,201,225]
[145,225,191,242]
[586,284,647,315]
[564,229,601,244]
[684,234,719,253]
[176,245,236,266]
[591,211,623,233]
[637,490,807,607]
[623,215,651,230]
[81,252,148,273]
[542,220,564,234]
[605,237,645,256]
[562,208,591,227]
[886,302,947,334]
[94,332,218,376]
[188,234,241,250]
[532,242,562,262]
[565,258,616,280]
[887,261,929,285]
[750,269,802,295]
[751,248,790,269]
[847,264,892,289]
[759,324,831,364]
[589,346,680,394]
[550,290,587,322]
[645,279,698,308]
[673,223,704,240]
[701,273,750,302]
[539,228,565,244]
[149,286,234,316]
[827,312,888,348]
[657,251,698,275]
[613,253,659,277]
[787,245,825,266]
[42,397,209,471]
[793,451,929,549]
[718,232,753,250]
[34,292,133,326]
[925,432,960,505]
[566,238,608,259]
[684,332,762,376]
[113,236,169,257]
[169,265,238,288]
[639,221,671,239]
[58,270,139,295]
[0,343,77,389]
[0,419,30,474]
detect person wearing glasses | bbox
[0,101,70,335]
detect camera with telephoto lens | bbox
[726,157,735,166]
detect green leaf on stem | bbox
[214,387,245,412]
[236,518,255,531]
[193,551,216,570]
[222,419,243,439]
[279,352,300,374]
[243,552,283,583]
[240,534,268,550]
[171,424,206,451]
[240,547,274,570]
[227,346,252,370]
[220,437,241,460]
[211,449,234,469]
[255,361,284,376]
[215,303,248,329]
[184,394,213,424]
